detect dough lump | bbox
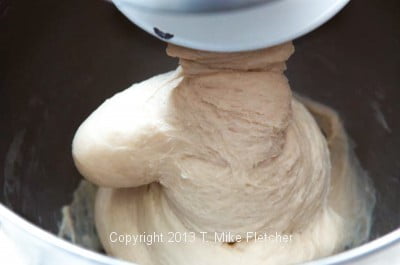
[72,43,374,265]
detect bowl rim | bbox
[0,203,399,265]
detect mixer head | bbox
[112,0,350,52]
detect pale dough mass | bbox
[72,43,374,265]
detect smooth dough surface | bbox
[72,43,374,265]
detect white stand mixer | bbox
[112,0,350,51]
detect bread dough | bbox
[58,180,102,252]
[72,43,374,265]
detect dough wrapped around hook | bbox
[72,43,374,265]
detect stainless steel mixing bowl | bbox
[0,0,399,264]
